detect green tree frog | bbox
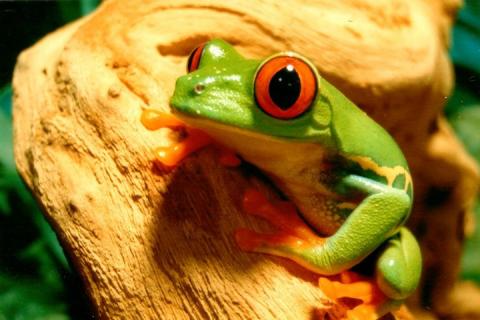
[169,39,422,301]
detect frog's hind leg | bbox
[238,188,321,242]
[235,188,327,267]
[236,175,413,283]
[375,227,422,300]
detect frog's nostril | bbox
[194,83,205,94]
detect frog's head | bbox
[170,40,409,188]
[170,39,350,155]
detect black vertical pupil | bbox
[268,65,301,110]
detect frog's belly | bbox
[289,191,349,236]
[261,161,354,236]
[274,180,351,236]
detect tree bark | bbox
[13,0,479,319]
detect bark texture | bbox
[13,0,479,319]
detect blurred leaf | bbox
[32,210,70,271]
[450,107,480,283]
[79,0,100,16]
[0,274,68,320]
[451,0,480,73]
[0,193,10,216]
[447,0,480,284]
[58,0,99,22]
[20,240,64,290]
[449,107,480,163]
[0,84,11,116]
[0,86,14,171]
[0,87,31,217]
[445,79,480,115]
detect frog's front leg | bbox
[336,175,421,299]
[237,174,421,300]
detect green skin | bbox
[170,39,422,300]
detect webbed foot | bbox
[235,188,325,263]
[152,128,212,167]
[318,271,400,320]
[141,109,240,167]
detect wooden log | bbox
[13,0,479,318]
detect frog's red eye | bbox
[187,43,205,73]
[254,55,317,119]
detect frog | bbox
[168,39,422,301]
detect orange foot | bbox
[318,271,398,320]
[235,188,324,254]
[151,127,211,167]
[141,109,241,167]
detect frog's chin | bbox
[172,111,283,151]
[172,111,326,176]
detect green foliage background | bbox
[0,1,98,319]
[448,0,480,283]
[0,0,479,318]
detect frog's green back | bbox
[319,79,412,196]
[321,79,408,169]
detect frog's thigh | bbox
[375,227,422,300]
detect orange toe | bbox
[318,273,390,320]
[153,128,212,167]
[141,109,184,130]
[141,110,214,167]
[155,146,185,167]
